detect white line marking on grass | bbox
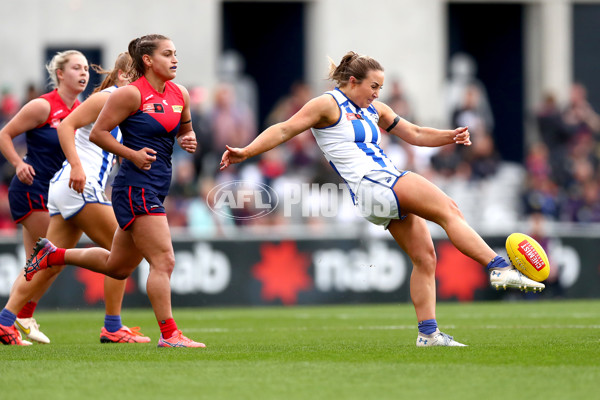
[181,324,600,335]
[481,325,600,329]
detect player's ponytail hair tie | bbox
[91,52,132,94]
[328,50,383,88]
[127,34,169,81]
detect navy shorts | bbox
[111,186,166,230]
[8,190,48,223]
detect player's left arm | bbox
[175,84,197,154]
[57,91,110,193]
[374,101,471,147]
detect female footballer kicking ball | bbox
[220,51,544,347]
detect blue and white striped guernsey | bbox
[51,85,122,190]
[310,88,397,197]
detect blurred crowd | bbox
[2,58,600,238]
[525,83,600,223]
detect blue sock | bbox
[0,308,17,327]
[487,255,510,271]
[418,319,438,335]
[104,315,122,333]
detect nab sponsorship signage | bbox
[0,235,596,309]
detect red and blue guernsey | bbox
[9,89,80,198]
[113,76,184,196]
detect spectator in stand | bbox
[265,81,320,172]
[383,79,417,172]
[561,179,600,223]
[448,83,501,182]
[430,143,467,179]
[534,92,572,187]
[188,86,213,177]
[217,50,259,125]
[1,87,19,125]
[24,83,41,104]
[167,157,197,229]
[445,53,494,135]
[187,177,235,237]
[559,154,600,223]
[522,143,560,219]
[384,78,415,123]
[464,133,500,181]
[535,92,570,151]
[562,83,600,142]
[452,83,493,145]
[210,83,257,156]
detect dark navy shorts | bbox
[111,186,166,230]
[8,190,48,223]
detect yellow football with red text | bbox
[505,233,550,282]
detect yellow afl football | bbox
[505,233,550,282]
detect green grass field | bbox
[1,300,598,400]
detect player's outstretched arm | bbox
[220,94,334,170]
[375,101,471,147]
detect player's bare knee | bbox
[164,260,175,276]
[410,246,437,273]
[110,266,134,280]
[151,252,176,275]
[112,271,130,280]
[439,197,465,224]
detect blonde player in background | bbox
[23,34,204,348]
[0,50,88,345]
[0,53,150,345]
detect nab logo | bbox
[207,180,279,221]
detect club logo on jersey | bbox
[346,113,363,121]
[172,105,183,113]
[142,103,165,114]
